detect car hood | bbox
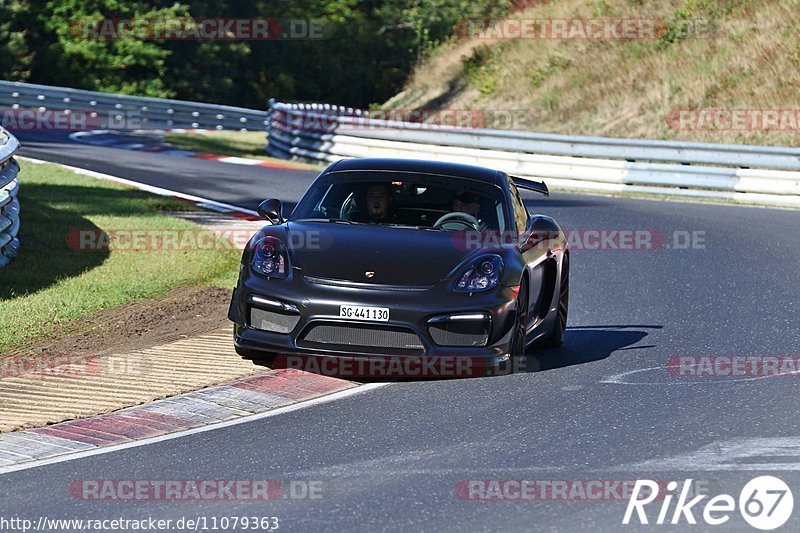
[286,221,470,286]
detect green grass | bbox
[463,44,502,97]
[165,131,320,169]
[530,55,572,88]
[0,161,241,354]
[165,130,268,158]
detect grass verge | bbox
[0,161,240,354]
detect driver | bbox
[362,182,398,223]
[452,191,484,227]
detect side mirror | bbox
[521,215,560,252]
[257,198,283,225]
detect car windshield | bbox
[291,171,509,231]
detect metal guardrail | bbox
[0,81,270,131]
[266,101,800,207]
[0,126,21,267]
[2,81,798,208]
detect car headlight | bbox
[252,236,288,278]
[454,254,503,292]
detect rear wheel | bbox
[544,254,569,347]
[509,277,529,373]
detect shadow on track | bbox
[253,325,663,383]
[523,324,663,373]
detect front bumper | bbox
[229,267,520,375]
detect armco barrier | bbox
[0,80,270,131]
[266,100,800,207]
[0,126,21,267]
[1,81,798,208]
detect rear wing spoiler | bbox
[510,176,549,197]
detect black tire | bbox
[543,254,569,347]
[509,276,529,373]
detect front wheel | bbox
[543,254,569,347]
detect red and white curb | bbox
[69,129,314,171]
[0,370,376,473]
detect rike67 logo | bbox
[623,477,793,530]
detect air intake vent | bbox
[249,307,301,334]
[428,321,489,347]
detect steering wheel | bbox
[433,212,481,231]
[339,192,358,220]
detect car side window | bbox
[508,180,529,234]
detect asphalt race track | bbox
[4,131,800,531]
[13,131,318,211]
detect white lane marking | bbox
[0,383,389,476]
[217,156,264,166]
[600,366,800,386]
[17,156,258,217]
[621,437,800,471]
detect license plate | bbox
[339,305,390,322]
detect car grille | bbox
[299,322,424,353]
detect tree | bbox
[0,0,516,108]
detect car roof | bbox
[327,158,505,185]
